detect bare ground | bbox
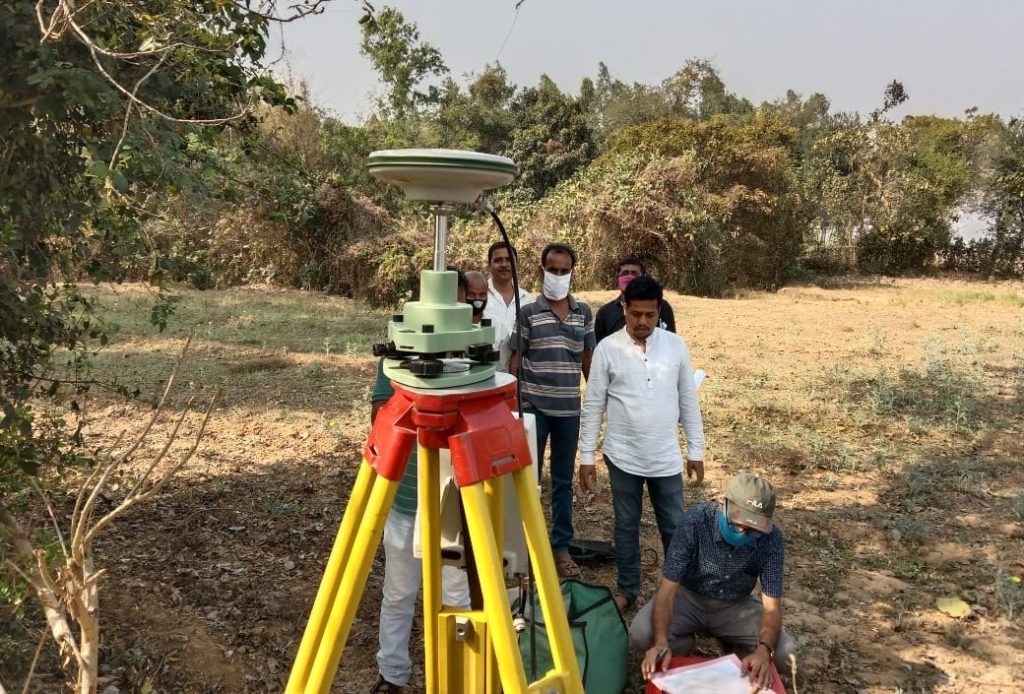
[4,277,1024,693]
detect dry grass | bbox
[226,355,295,374]
[6,277,1023,692]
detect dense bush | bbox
[502,115,808,296]
[148,180,404,301]
[939,118,1024,278]
[940,233,1024,278]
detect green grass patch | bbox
[933,289,1024,307]
[863,340,987,431]
[88,286,387,354]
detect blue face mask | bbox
[718,508,758,548]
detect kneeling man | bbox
[632,472,796,689]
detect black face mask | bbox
[470,299,487,315]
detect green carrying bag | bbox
[516,579,629,694]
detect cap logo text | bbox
[746,499,763,509]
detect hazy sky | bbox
[273,0,1024,123]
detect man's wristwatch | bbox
[756,641,775,660]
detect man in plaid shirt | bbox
[631,473,797,690]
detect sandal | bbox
[555,553,582,579]
[369,676,404,693]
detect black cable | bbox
[487,207,536,680]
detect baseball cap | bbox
[724,472,776,532]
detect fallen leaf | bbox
[936,596,971,618]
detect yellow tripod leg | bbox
[512,467,584,694]
[302,470,398,693]
[483,477,504,566]
[419,444,441,694]
[461,482,530,694]
[287,460,376,692]
[482,477,503,694]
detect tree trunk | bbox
[76,553,100,694]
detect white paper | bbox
[650,654,772,694]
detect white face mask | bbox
[542,270,572,301]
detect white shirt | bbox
[482,277,534,372]
[579,327,705,477]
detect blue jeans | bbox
[528,407,580,555]
[605,456,683,598]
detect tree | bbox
[506,75,595,200]
[870,79,909,122]
[949,117,1024,276]
[359,7,449,120]
[1,340,216,693]
[581,62,670,140]
[1,0,321,468]
[662,59,753,121]
[795,82,976,272]
[432,64,515,153]
[1,0,344,688]
[762,89,838,162]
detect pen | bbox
[655,647,670,670]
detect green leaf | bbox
[86,160,109,178]
[15,457,39,476]
[110,171,129,193]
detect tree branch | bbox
[236,0,335,23]
[0,507,82,666]
[108,45,172,171]
[71,334,191,548]
[121,396,195,501]
[85,387,218,545]
[20,628,48,694]
[0,96,39,110]
[29,478,69,565]
[84,40,251,126]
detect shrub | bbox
[491,114,809,296]
[148,180,406,303]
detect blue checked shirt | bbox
[663,502,785,600]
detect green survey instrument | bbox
[289,149,585,694]
[367,149,516,388]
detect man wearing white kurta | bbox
[579,275,705,611]
[482,241,534,372]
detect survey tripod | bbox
[286,150,584,694]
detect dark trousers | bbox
[605,456,684,598]
[629,586,797,675]
[529,407,580,555]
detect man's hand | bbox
[579,465,597,493]
[641,644,672,679]
[685,459,704,486]
[741,645,773,690]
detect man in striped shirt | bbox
[508,242,595,579]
